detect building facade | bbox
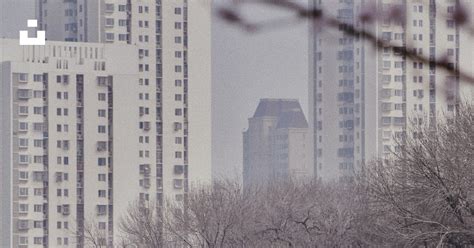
[1,0,211,247]
[0,39,140,247]
[309,0,474,181]
[38,0,212,245]
[243,99,312,188]
[37,0,212,197]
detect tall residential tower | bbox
[0,0,211,247]
[309,0,474,181]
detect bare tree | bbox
[117,104,474,248]
[119,180,377,247]
[118,200,164,248]
[250,180,375,247]
[365,104,474,247]
[69,218,109,248]
[163,180,263,247]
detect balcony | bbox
[381,103,392,112]
[17,89,32,100]
[32,171,47,182]
[17,219,30,231]
[17,73,28,83]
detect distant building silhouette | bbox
[243,99,312,188]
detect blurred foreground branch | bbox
[216,0,474,84]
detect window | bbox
[19,187,29,197]
[18,106,29,116]
[175,109,182,116]
[119,19,128,26]
[105,18,114,27]
[105,33,114,41]
[34,221,44,229]
[98,93,106,101]
[17,89,31,101]
[19,122,28,131]
[19,237,28,245]
[118,5,126,11]
[98,174,106,181]
[98,125,106,133]
[97,205,107,215]
[175,151,182,158]
[98,158,107,166]
[33,74,43,82]
[447,20,455,28]
[175,36,182,43]
[99,222,107,230]
[105,3,114,12]
[19,138,28,148]
[175,80,182,87]
[19,155,30,164]
[18,73,28,82]
[174,179,183,189]
[98,190,106,198]
[174,165,184,174]
[34,188,43,196]
[19,171,28,180]
[175,22,182,29]
[19,203,28,212]
[34,204,43,212]
[175,7,181,14]
[98,109,106,117]
[31,107,41,115]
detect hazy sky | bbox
[0,0,35,39]
[212,5,308,179]
[0,0,309,180]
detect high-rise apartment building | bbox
[243,99,312,188]
[0,39,140,247]
[0,0,211,247]
[37,0,212,194]
[309,0,474,181]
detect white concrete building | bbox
[37,0,212,198]
[309,0,474,181]
[0,0,211,246]
[243,99,312,188]
[0,39,139,247]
